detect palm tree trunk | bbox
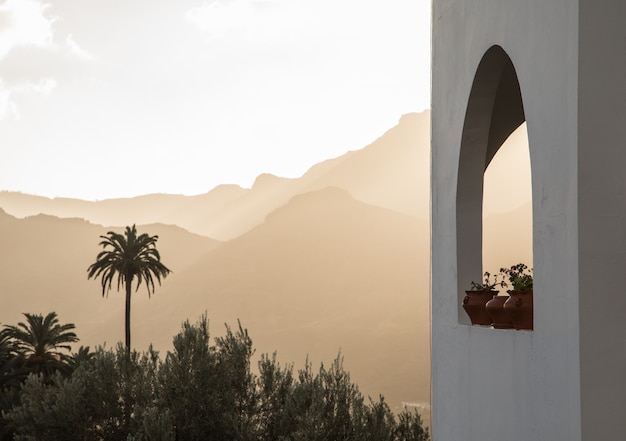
[123,276,133,433]
[125,276,132,352]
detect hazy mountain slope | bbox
[0,111,431,240]
[0,187,432,411]
[190,111,433,237]
[0,111,532,243]
[483,201,533,273]
[0,209,220,348]
[126,186,431,412]
[187,173,297,241]
[0,184,248,234]
[297,112,431,220]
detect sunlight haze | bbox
[0,0,431,200]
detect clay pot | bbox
[504,290,533,330]
[462,290,497,325]
[485,295,514,329]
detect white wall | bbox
[431,1,583,439]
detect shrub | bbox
[2,314,430,441]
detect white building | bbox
[431,1,626,440]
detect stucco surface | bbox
[429,0,603,439]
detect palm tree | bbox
[1,312,78,376]
[0,327,20,387]
[0,328,17,362]
[87,224,171,351]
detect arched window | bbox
[456,45,532,325]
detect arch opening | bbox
[483,123,533,275]
[456,45,532,325]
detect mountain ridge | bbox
[0,111,431,240]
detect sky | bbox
[0,0,431,201]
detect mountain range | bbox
[0,109,532,415]
[0,112,430,241]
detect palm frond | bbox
[88,224,171,298]
[1,312,78,375]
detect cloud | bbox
[0,0,96,63]
[22,77,57,95]
[0,0,55,61]
[0,0,95,120]
[65,33,94,61]
[0,77,57,121]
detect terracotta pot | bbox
[485,295,514,329]
[504,290,533,330]
[462,290,497,325]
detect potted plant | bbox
[500,263,533,330]
[463,272,504,326]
